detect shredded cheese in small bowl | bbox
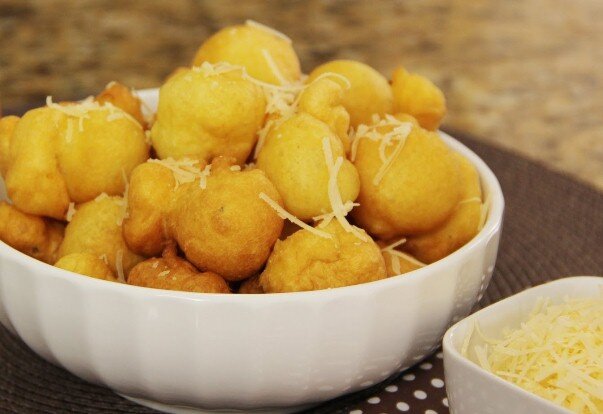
[463,296,603,414]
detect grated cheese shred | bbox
[319,137,368,241]
[115,250,125,283]
[46,96,141,131]
[258,192,332,239]
[349,115,413,187]
[464,297,603,414]
[245,20,292,43]
[65,202,76,222]
[148,158,210,190]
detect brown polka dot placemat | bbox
[0,130,602,414]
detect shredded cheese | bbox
[458,196,482,206]
[229,165,242,172]
[46,95,141,130]
[382,237,407,251]
[117,169,129,226]
[115,250,125,283]
[199,164,211,189]
[349,115,413,184]
[385,250,426,268]
[258,192,332,239]
[148,158,208,189]
[465,297,603,413]
[94,192,110,202]
[98,254,109,265]
[262,49,288,85]
[65,202,76,222]
[245,19,292,43]
[318,137,368,241]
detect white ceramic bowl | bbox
[443,276,602,414]
[0,89,504,413]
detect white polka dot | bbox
[349,410,362,414]
[431,378,445,388]
[414,390,427,400]
[420,362,433,370]
[367,397,380,404]
[436,352,443,359]
[385,384,398,392]
[425,410,438,414]
[396,401,410,411]
[402,373,415,381]
[442,397,449,407]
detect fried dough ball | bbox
[58,196,143,276]
[256,113,359,221]
[123,156,284,282]
[0,202,63,264]
[308,60,393,127]
[298,78,351,152]
[5,105,148,219]
[55,253,117,281]
[151,67,266,164]
[404,153,482,263]
[382,249,425,277]
[128,244,230,294]
[391,67,446,131]
[192,23,301,85]
[238,275,263,294]
[96,81,146,127]
[260,221,387,293]
[0,116,19,177]
[122,161,176,257]
[352,116,461,238]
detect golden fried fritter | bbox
[122,161,178,257]
[123,156,284,282]
[260,221,387,293]
[55,252,117,281]
[298,77,351,152]
[238,275,264,294]
[352,116,461,238]
[0,116,19,177]
[151,66,266,164]
[5,104,148,219]
[128,244,230,294]
[404,153,482,263]
[0,201,64,264]
[391,67,446,131]
[192,23,301,85]
[308,60,393,127]
[58,196,143,277]
[256,113,359,221]
[96,81,146,128]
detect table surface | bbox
[0,0,601,190]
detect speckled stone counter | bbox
[1,0,601,189]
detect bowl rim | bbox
[442,276,602,414]
[0,96,504,303]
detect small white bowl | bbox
[443,276,602,414]
[0,89,504,413]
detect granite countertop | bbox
[1,0,601,189]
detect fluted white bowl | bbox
[0,89,504,413]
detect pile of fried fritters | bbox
[0,22,484,294]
